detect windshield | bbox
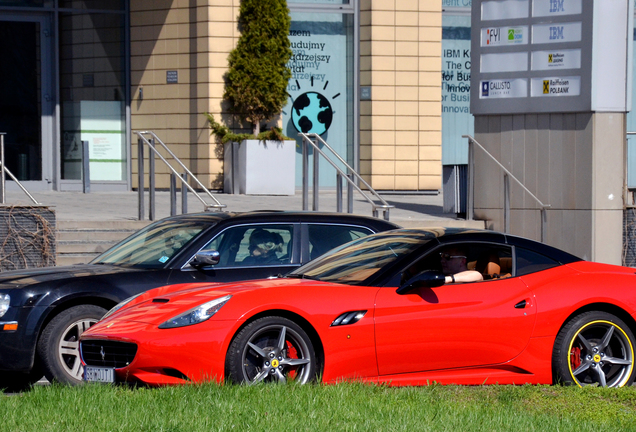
[92,219,214,268]
[288,230,435,285]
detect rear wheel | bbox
[37,305,107,385]
[553,311,636,387]
[226,316,316,384]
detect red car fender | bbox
[523,263,636,339]
[216,280,381,380]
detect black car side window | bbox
[307,224,373,260]
[201,225,294,268]
[515,247,560,276]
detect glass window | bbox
[0,20,42,181]
[59,12,126,181]
[307,224,372,260]
[442,13,473,166]
[288,0,349,4]
[0,0,53,6]
[59,0,125,10]
[93,220,212,268]
[401,243,513,285]
[202,225,294,268]
[290,231,434,285]
[515,247,560,276]
[284,12,354,187]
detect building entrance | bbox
[0,15,53,189]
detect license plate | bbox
[84,366,115,383]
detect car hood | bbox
[0,264,145,289]
[94,277,318,327]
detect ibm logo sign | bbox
[550,0,565,13]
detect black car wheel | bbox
[37,305,107,385]
[553,311,636,387]
[226,316,316,384]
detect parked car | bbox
[82,227,636,388]
[0,211,398,390]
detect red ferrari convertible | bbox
[80,228,636,388]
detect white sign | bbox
[531,49,581,70]
[480,78,528,98]
[481,52,528,72]
[530,76,581,97]
[532,22,582,44]
[80,101,125,181]
[532,0,582,17]
[480,26,528,46]
[481,0,529,20]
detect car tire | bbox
[226,316,316,384]
[553,311,636,387]
[37,305,107,385]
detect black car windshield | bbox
[288,230,435,285]
[92,219,213,268]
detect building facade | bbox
[0,0,444,193]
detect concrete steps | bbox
[56,220,151,266]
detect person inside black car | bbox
[241,229,285,265]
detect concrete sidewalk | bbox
[4,189,483,228]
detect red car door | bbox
[374,277,536,375]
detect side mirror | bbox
[396,270,445,295]
[190,250,220,268]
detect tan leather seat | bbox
[476,254,501,279]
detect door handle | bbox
[514,300,527,309]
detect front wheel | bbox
[37,305,107,385]
[226,316,316,384]
[553,311,636,387]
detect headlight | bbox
[102,292,145,321]
[0,294,9,318]
[158,295,231,329]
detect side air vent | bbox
[152,298,170,303]
[331,310,367,327]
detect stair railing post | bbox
[302,136,309,211]
[149,138,156,221]
[347,173,353,213]
[137,137,144,220]
[181,173,188,214]
[312,137,319,211]
[504,173,510,233]
[0,133,5,204]
[336,172,343,213]
[467,137,474,221]
[170,172,177,216]
[81,140,90,193]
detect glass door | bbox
[0,14,53,189]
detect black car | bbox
[0,211,398,389]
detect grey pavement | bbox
[3,189,483,228]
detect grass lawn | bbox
[2,383,636,431]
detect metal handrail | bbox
[299,133,394,220]
[0,134,40,205]
[134,131,226,220]
[464,134,550,242]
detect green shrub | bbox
[223,0,292,136]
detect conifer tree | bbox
[224,0,292,136]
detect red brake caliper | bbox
[286,341,298,379]
[570,346,582,369]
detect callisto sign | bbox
[530,76,581,97]
[480,26,527,46]
[480,78,527,99]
